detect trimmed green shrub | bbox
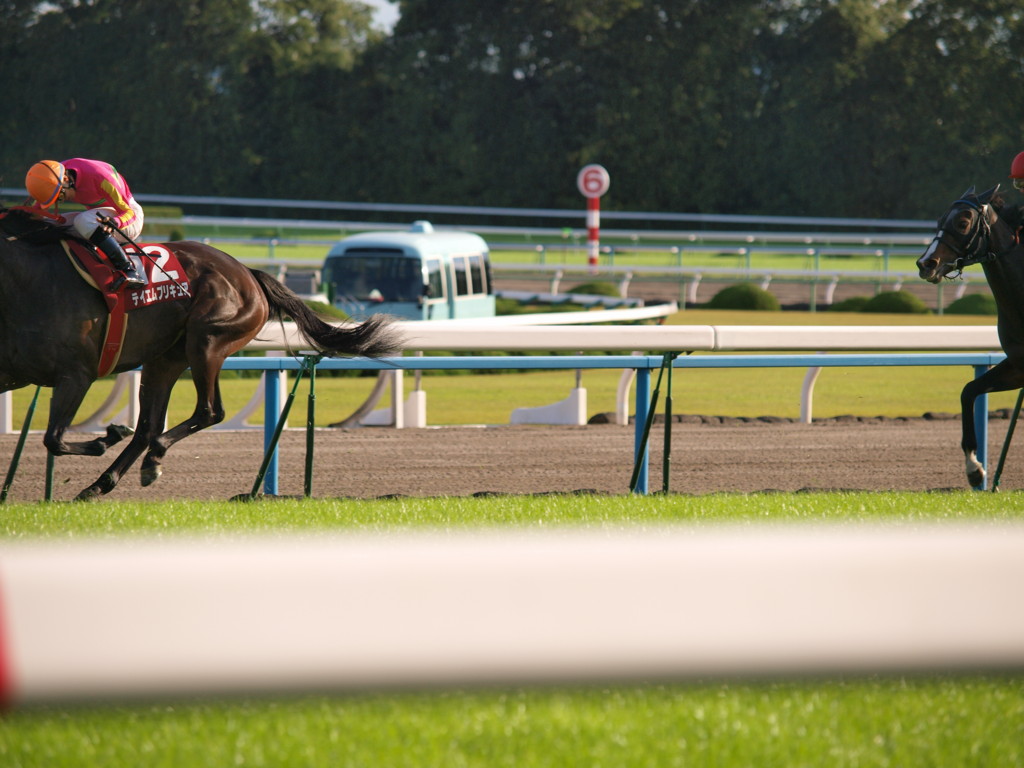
[859,290,930,314]
[496,297,530,315]
[706,283,781,311]
[567,281,620,297]
[829,296,871,312]
[496,298,588,316]
[944,293,997,315]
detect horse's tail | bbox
[249,269,404,357]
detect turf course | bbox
[1,493,1022,767]
[186,228,924,275]
[1,310,1020,767]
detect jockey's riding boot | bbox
[89,230,147,289]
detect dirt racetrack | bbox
[2,415,1022,502]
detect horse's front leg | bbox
[74,430,153,501]
[75,361,185,500]
[960,377,986,488]
[959,361,1024,489]
[42,375,134,457]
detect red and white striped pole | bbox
[577,165,610,275]
[586,197,601,273]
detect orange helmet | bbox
[25,160,66,207]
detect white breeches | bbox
[64,201,145,242]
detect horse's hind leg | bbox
[138,282,266,486]
[43,374,134,457]
[75,362,185,501]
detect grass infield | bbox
[1,310,1020,767]
[0,493,1022,768]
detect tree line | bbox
[2,0,1022,221]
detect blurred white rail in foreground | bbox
[0,522,1021,707]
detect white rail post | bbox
[801,367,823,424]
[687,274,702,306]
[0,391,12,435]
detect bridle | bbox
[930,198,996,277]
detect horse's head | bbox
[0,205,69,244]
[917,185,1003,283]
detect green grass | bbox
[1,679,1020,768]
[10,364,1012,428]
[3,307,1019,768]
[177,226,923,275]
[3,490,1024,538]
[217,239,914,274]
[1,493,1023,767]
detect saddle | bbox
[1,205,191,376]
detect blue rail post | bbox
[262,370,283,496]
[632,367,651,494]
[973,364,989,490]
[216,351,1009,499]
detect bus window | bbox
[452,256,470,296]
[468,254,486,294]
[328,249,423,303]
[425,258,444,299]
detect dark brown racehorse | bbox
[0,206,402,500]
[916,185,1024,488]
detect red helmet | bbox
[1010,151,1024,179]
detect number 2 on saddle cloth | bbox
[62,239,192,377]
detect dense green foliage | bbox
[3,1,1023,219]
[830,295,872,312]
[706,283,781,311]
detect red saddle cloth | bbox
[62,240,192,377]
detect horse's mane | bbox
[0,206,81,246]
[992,194,1024,234]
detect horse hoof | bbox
[968,468,986,489]
[106,424,135,444]
[74,486,102,502]
[141,465,162,487]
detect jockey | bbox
[1010,151,1024,193]
[25,158,148,289]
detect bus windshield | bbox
[326,250,424,303]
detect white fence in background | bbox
[246,321,1001,427]
[1,323,1001,437]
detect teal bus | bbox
[321,221,496,321]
